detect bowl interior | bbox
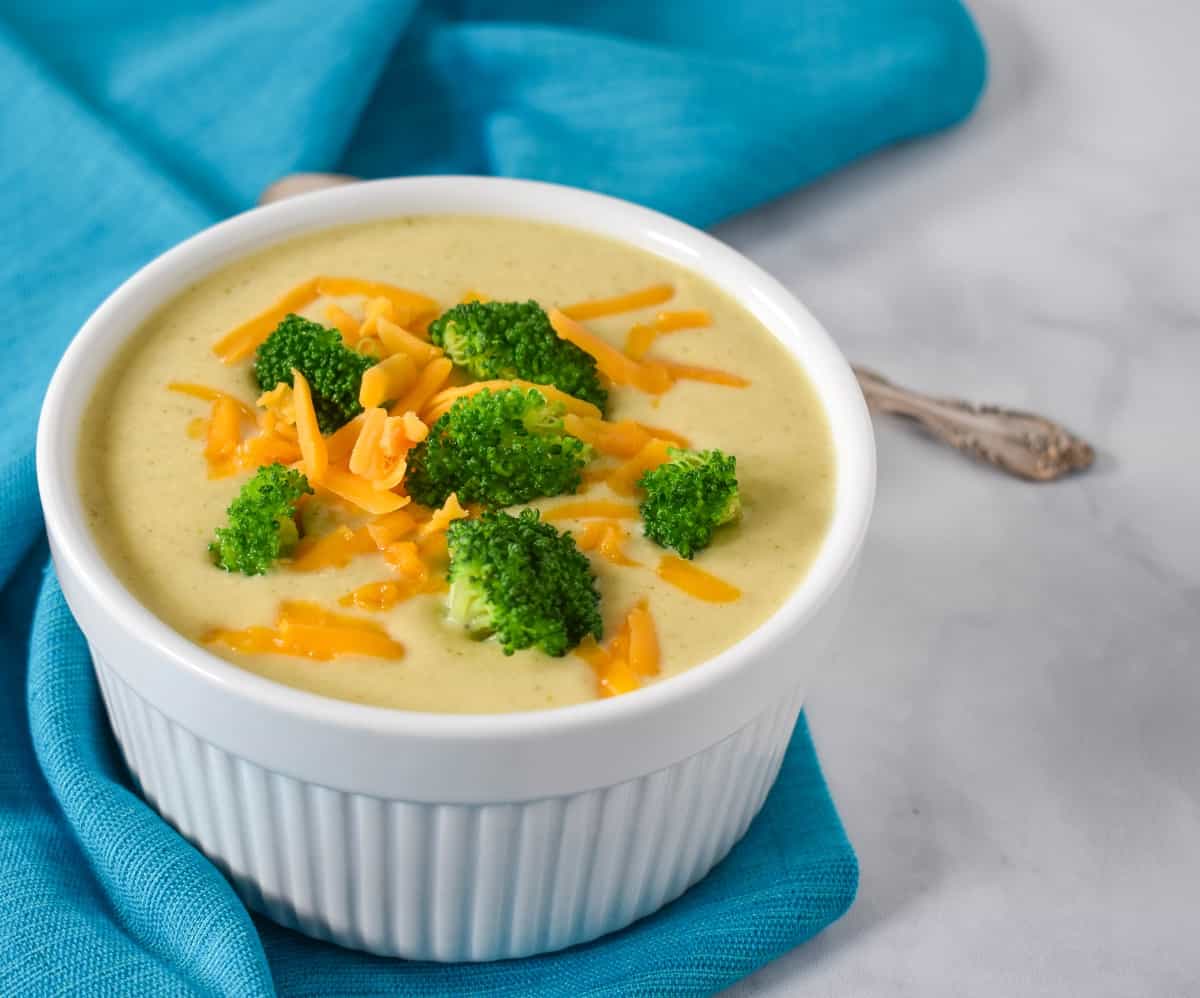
[37,176,875,741]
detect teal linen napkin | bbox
[0,3,985,994]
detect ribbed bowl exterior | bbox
[93,649,804,961]
[40,178,874,963]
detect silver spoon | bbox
[258,173,1096,482]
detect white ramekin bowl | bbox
[36,177,874,961]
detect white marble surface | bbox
[715,1,1200,994]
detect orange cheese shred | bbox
[654,309,713,332]
[561,283,673,320]
[563,415,690,459]
[202,397,243,478]
[345,408,419,489]
[542,500,640,522]
[239,433,302,469]
[417,530,450,569]
[355,336,385,360]
[408,312,437,339]
[635,423,690,448]
[362,296,396,331]
[383,540,426,579]
[624,324,658,361]
[359,352,418,409]
[574,521,608,550]
[597,524,640,567]
[320,466,411,514]
[348,407,388,477]
[168,382,256,421]
[206,600,404,661]
[421,379,602,424]
[597,657,641,697]
[326,414,365,463]
[626,601,660,675]
[460,289,489,303]
[289,525,376,572]
[562,415,648,458]
[645,360,749,388]
[573,636,611,671]
[418,493,468,538]
[206,599,403,662]
[376,317,443,366]
[314,277,437,324]
[607,438,674,497]
[399,411,429,442]
[213,278,319,363]
[366,509,418,549]
[204,397,241,460]
[657,556,741,603]
[391,357,454,417]
[291,369,328,483]
[338,581,404,612]
[575,520,639,567]
[574,637,640,697]
[624,309,712,359]
[547,309,646,387]
[324,303,360,342]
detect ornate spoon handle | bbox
[853,366,1094,481]
[258,174,1096,483]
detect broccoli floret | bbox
[446,509,603,656]
[638,448,740,559]
[429,300,607,411]
[209,464,312,575]
[405,387,593,508]
[254,314,375,433]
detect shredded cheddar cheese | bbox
[606,438,674,497]
[203,397,242,477]
[206,600,404,660]
[383,540,425,579]
[348,407,388,476]
[376,317,442,366]
[647,360,749,388]
[168,382,256,421]
[324,303,360,341]
[575,520,639,566]
[574,600,661,696]
[561,283,674,320]
[314,277,437,324]
[291,369,328,483]
[359,352,418,409]
[326,414,366,463]
[563,415,690,459]
[626,600,660,675]
[355,336,385,359]
[391,357,453,417]
[656,556,741,603]
[366,509,418,549]
[625,308,712,359]
[421,379,602,424]
[213,278,319,363]
[417,493,468,538]
[338,580,406,612]
[289,525,376,572]
[320,466,411,514]
[547,309,646,387]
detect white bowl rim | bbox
[36,176,875,749]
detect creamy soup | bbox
[79,217,834,713]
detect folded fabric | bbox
[0,2,985,995]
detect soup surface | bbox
[80,216,834,713]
